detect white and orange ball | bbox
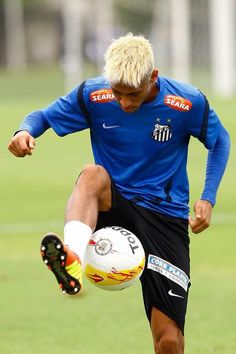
[84,226,145,291]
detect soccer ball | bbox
[84,226,145,291]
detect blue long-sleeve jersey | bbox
[19,76,230,219]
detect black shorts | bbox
[95,181,190,334]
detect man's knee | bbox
[76,164,112,210]
[77,164,110,189]
[80,164,105,179]
[156,335,183,354]
[151,308,184,354]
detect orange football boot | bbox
[40,233,82,295]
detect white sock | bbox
[64,221,92,264]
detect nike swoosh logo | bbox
[168,289,184,298]
[102,123,120,129]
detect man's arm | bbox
[8,110,50,157]
[8,83,90,158]
[189,125,230,233]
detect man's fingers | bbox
[189,214,210,234]
[15,140,31,155]
[9,144,30,157]
[194,203,202,220]
[192,222,209,234]
[29,136,35,150]
[8,140,23,156]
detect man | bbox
[8,33,230,354]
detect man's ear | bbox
[150,69,158,83]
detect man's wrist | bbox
[14,130,30,136]
[200,198,214,208]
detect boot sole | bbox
[40,233,81,295]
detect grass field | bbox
[0,67,235,354]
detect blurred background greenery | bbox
[0,1,235,353]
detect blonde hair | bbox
[103,33,154,88]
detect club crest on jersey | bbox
[164,95,192,112]
[152,123,172,142]
[90,89,115,103]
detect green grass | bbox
[0,67,235,354]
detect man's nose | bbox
[120,96,132,108]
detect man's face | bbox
[111,70,158,113]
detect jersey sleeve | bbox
[18,110,51,138]
[187,92,230,206]
[41,85,90,136]
[201,125,230,206]
[188,92,222,150]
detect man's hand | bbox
[8,131,35,157]
[189,199,213,234]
